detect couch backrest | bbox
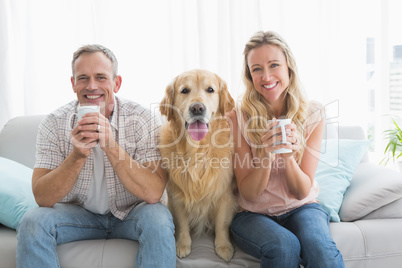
[0,115,370,169]
[0,115,45,169]
[324,123,369,163]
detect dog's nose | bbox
[189,103,205,116]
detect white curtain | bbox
[1,0,398,159]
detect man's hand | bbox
[70,112,101,157]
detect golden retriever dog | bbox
[159,69,238,262]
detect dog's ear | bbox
[218,76,235,115]
[160,78,176,121]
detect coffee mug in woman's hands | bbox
[271,119,292,154]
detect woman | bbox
[228,31,344,267]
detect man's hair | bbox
[71,44,118,78]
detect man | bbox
[16,44,176,267]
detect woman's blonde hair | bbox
[240,31,309,162]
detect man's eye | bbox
[181,88,189,94]
[206,87,214,93]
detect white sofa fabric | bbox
[1,115,402,268]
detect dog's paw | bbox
[215,244,234,262]
[176,244,191,258]
[176,243,191,258]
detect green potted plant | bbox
[381,118,402,171]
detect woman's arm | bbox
[229,110,274,202]
[283,118,324,199]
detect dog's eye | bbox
[207,87,214,93]
[181,88,190,94]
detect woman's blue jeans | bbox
[230,203,344,268]
[16,202,176,268]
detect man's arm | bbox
[33,115,99,207]
[105,146,167,204]
[32,152,87,207]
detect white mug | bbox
[69,105,100,129]
[271,118,292,154]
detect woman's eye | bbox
[181,88,189,94]
[252,67,262,72]
[207,87,214,93]
[271,63,279,68]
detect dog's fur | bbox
[159,69,238,262]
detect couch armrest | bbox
[339,162,402,221]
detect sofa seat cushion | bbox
[339,162,402,222]
[0,225,18,267]
[175,235,259,267]
[57,234,260,268]
[3,220,402,268]
[57,239,137,267]
[330,219,402,267]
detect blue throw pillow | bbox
[315,139,372,222]
[0,157,38,229]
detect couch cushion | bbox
[0,115,44,169]
[315,139,372,222]
[0,225,18,267]
[0,157,38,229]
[57,239,137,267]
[361,198,402,220]
[56,234,260,268]
[339,162,402,222]
[330,219,402,267]
[175,235,259,267]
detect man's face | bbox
[71,52,121,118]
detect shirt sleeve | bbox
[35,114,65,170]
[304,101,325,142]
[132,111,162,164]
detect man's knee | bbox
[133,202,174,229]
[17,207,54,240]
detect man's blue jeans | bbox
[16,202,176,268]
[230,203,344,268]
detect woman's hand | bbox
[280,121,301,159]
[262,119,300,160]
[260,119,281,163]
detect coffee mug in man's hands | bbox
[271,118,292,154]
[69,105,100,129]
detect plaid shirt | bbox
[35,96,162,220]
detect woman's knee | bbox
[259,232,301,267]
[263,231,301,258]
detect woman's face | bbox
[247,44,289,106]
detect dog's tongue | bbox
[188,121,208,141]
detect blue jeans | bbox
[16,202,176,268]
[230,203,344,268]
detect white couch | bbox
[1,115,402,268]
